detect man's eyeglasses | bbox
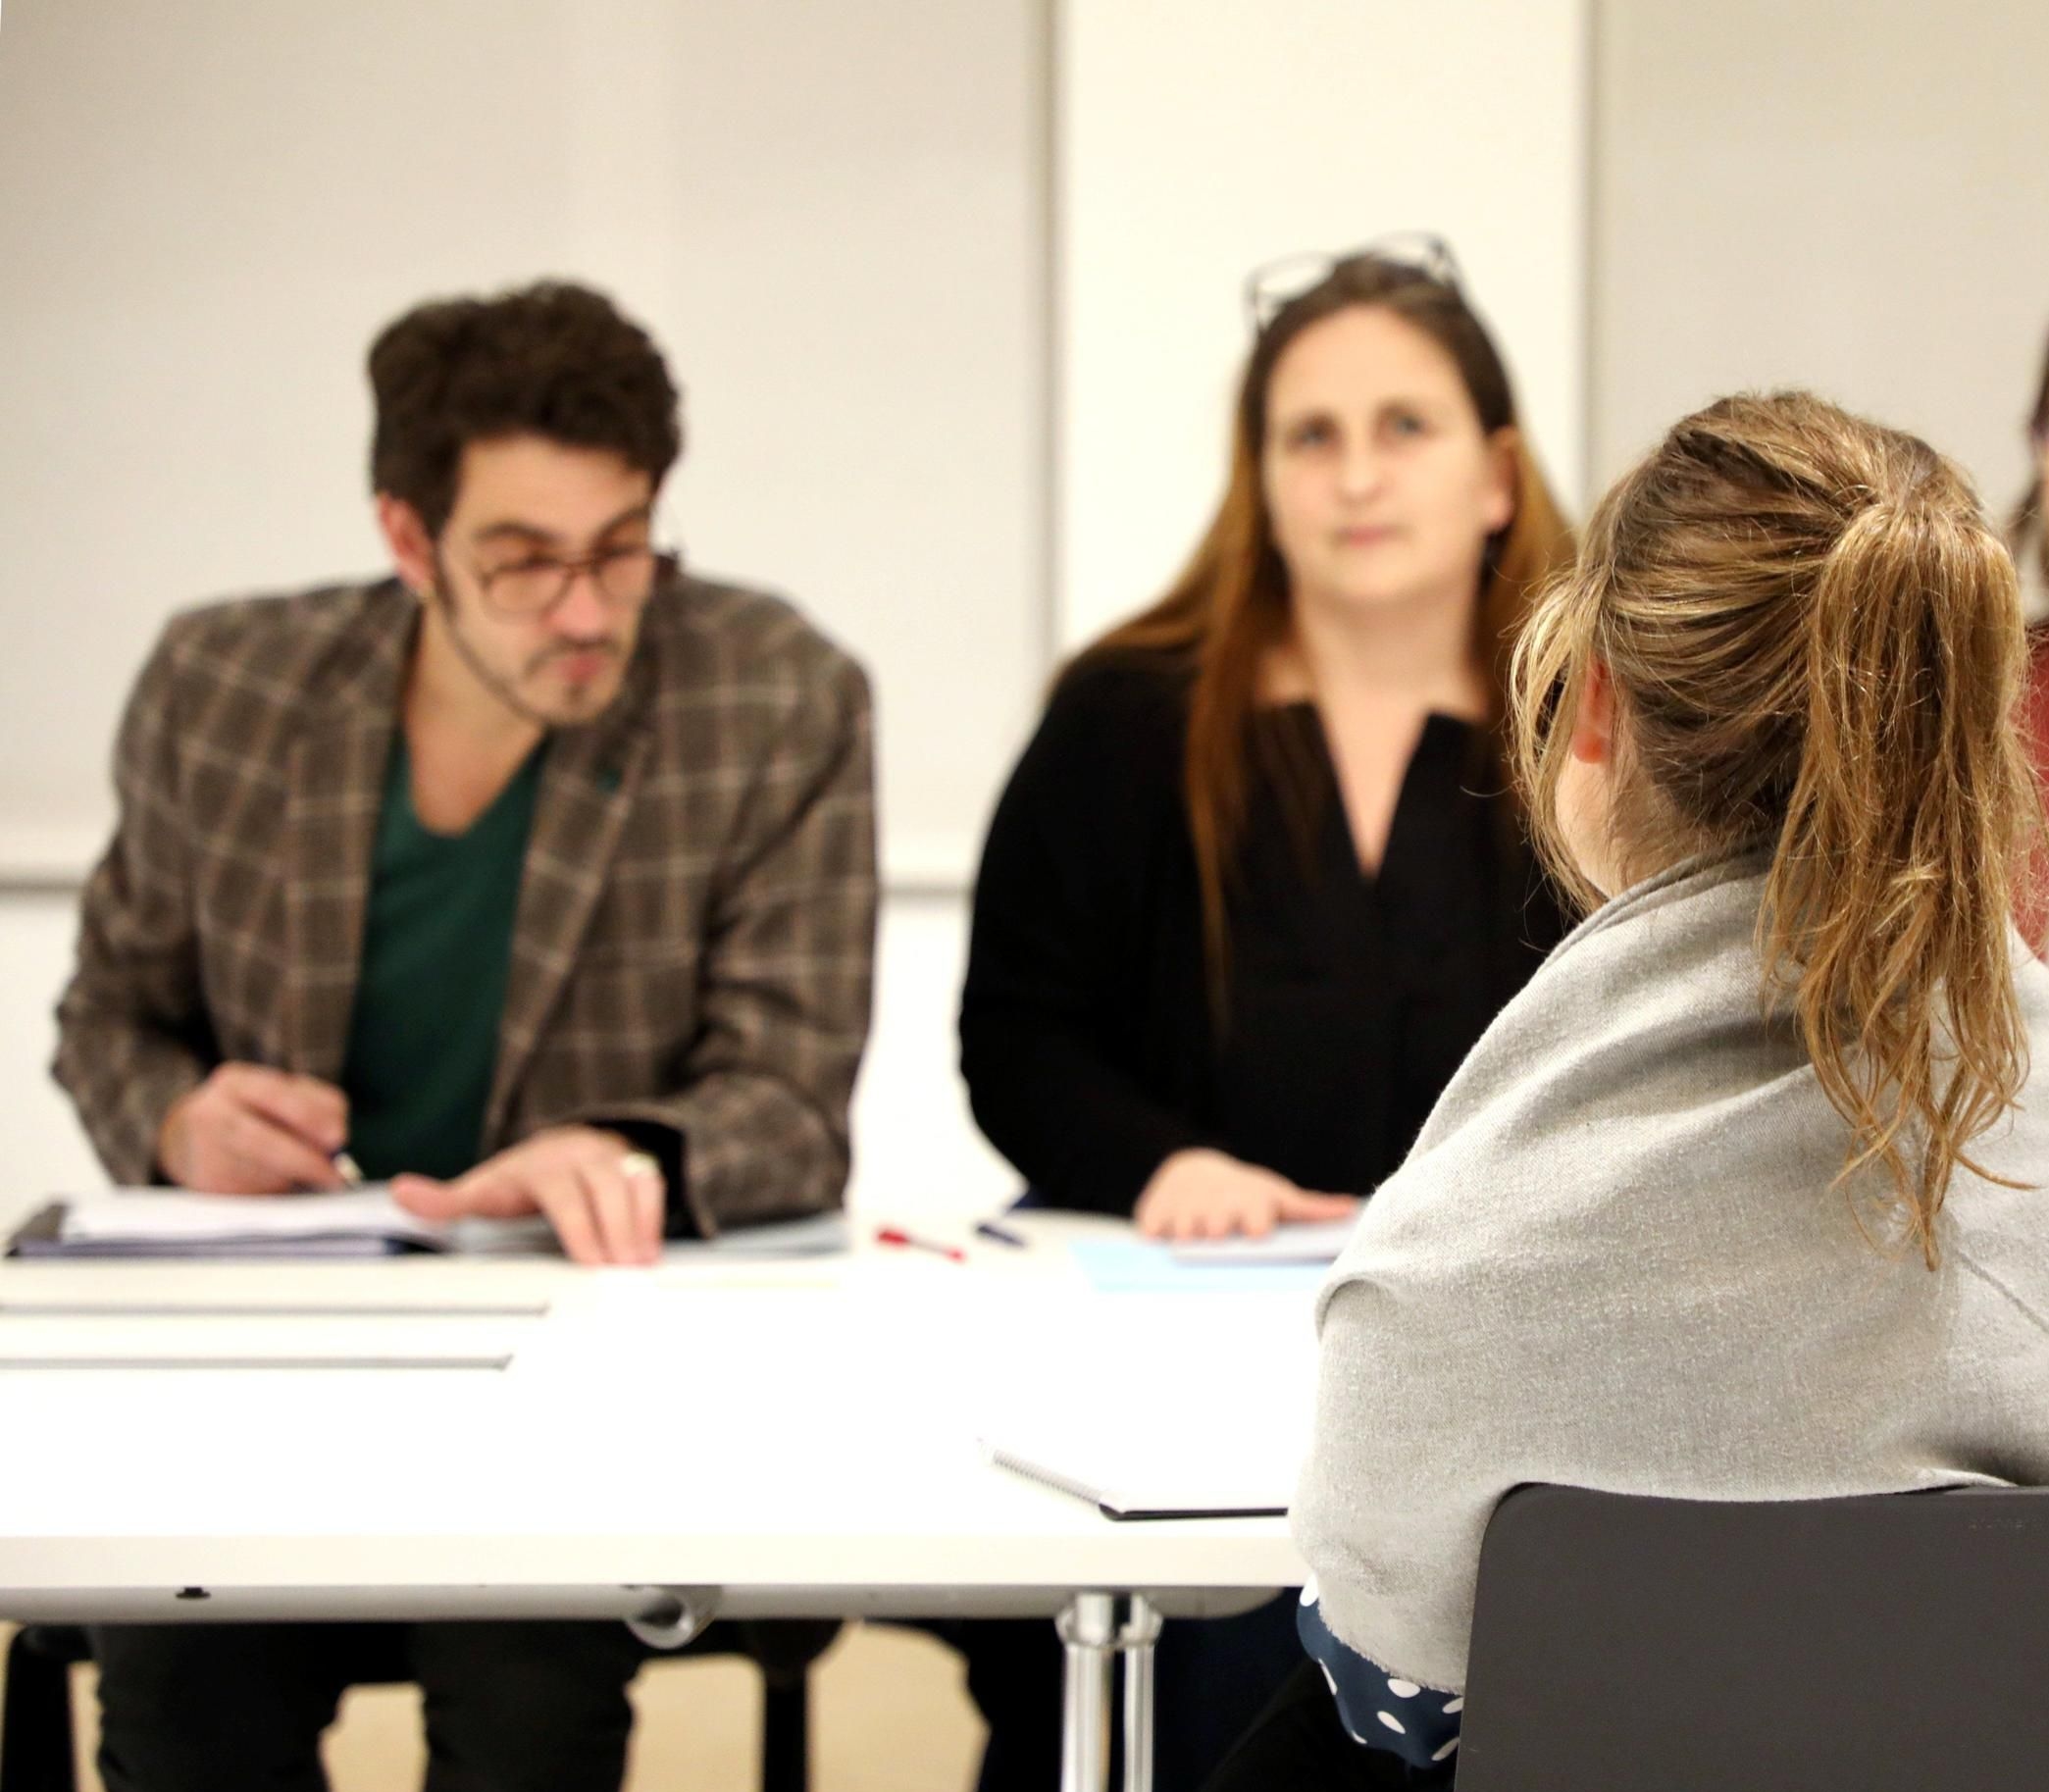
[1243,232,1462,334]
[469,545,678,618]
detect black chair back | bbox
[1457,1482,2049,1791]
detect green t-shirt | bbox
[338,735,545,1182]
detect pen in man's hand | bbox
[332,1150,365,1188]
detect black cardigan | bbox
[958,655,1570,1215]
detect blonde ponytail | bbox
[1513,391,2043,1262]
[1777,494,2035,1259]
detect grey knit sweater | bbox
[1293,850,2049,1692]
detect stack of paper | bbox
[9,1188,452,1258]
[7,1194,857,1262]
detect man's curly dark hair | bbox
[368,281,683,536]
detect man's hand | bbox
[391,1126,666,1266]
[1134,1148,1360,1241]
[156,1064,350,1194]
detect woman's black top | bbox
[959,655,1571,1214]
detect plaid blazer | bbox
[53,573,878,1234]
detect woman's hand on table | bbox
[1134,1148,1359,1240]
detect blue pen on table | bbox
[973,1219,1027,1249]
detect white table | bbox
[0,1212,1314,1791]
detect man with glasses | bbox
[52,280,876,1792]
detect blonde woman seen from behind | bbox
[1206,390,2049,1788]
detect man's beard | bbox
[428,568,623,730]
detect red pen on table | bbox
[875,1225,966,1264]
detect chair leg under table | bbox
[759,1672,808,1792]
[1057,1594,1162,1792]
[0,1629,80,1792]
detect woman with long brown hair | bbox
[952,240,1575,1790]
[1209,390,2049,1788]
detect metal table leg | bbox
[1057,1593,1165,1792]
[1119,1595,1163,1792]
[1059,1593,1115,1792]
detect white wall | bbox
[1591,0,2049,523]
[854,896,1016,1223]
[1054,0,1592,648]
